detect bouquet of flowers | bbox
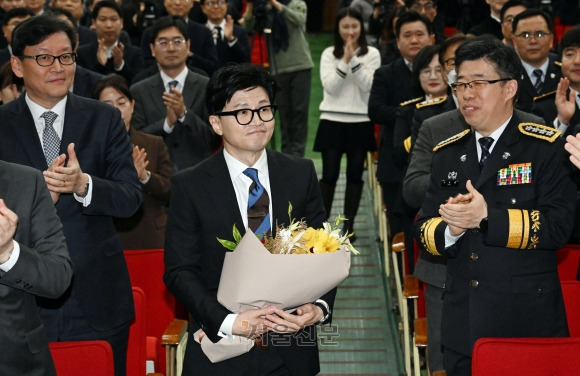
[196,204,357,362]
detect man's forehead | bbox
[400,21,427,34]
[25,32,73,51]
[156,29,186,39]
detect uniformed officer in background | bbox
[415,37,575,376]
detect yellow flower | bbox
[303,228,341,254]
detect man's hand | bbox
[96,38,108,66]
[264,303,323,334]
[111,42,125,69]
[268,0,283,12]
[163,86,186,127]
[43,143,89,196]
[0,199,17,263]
[46,154,66,203]
[565,133,580,169]
[224,15,235,42]
[555,77,577,126]
[132,145,149,180]
[232,306,276,339]
[439,180,487,236]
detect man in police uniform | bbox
[415,37,575,376]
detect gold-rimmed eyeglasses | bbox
[450,78,513,93]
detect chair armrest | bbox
[161,319,188,346]
[414,317,428,347]
[403,275,419,299]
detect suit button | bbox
[536,288,543,295]
[511,198,517,204]
[470,253,479,261]
[470,280,479,288]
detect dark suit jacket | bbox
[0,161,72,376]
[516,57,562,112]
[532,91,580,138]
[405,109,545,288]
[0,93,142,332]
[72,65,103,99]
[78,25,97,47]
[368,57,415,184]
[76,41,145,84]
[415,113,574,355]
[164,148,333,376]
[214,24,250,67]
[467,15,502,39]
[130,69,220,170]
[140,19,219,76]
[115,128,172,249]
[0,46,10,67]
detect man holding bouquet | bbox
[164,63,335,375]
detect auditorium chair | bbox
[556,244,580,281]
[50,340,115,376]
[124,250,188,376]
[472,337,580,376]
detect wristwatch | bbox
[314,299,331,324]
[78,177,90,198]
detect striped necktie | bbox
[533,69,543,94]
[243,168,270,238]
[42,111,60,166]
[479,137,494,170]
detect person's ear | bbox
[209,115,223,135]
[10,55,23,78]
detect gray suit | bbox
[0,161,72,376]
[130,70,220,170]
[403,108,545,372]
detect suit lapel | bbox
[182,71,199,110]
[61,94,87,155]
[9,96,47,169]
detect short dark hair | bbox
[438,32,467,66]
[395,10,433,39]
[500,0,530,22]
[1,7,34,27]
[150,15,189,44]
[45,7,77,31]
[512,8,553,34]
[455,37,520,100]
[11,15,76,57]
[412,44,440,96]
[333,7,368,59]
[560,26,580,53]
[206,63,276,115]
[404,0,437,8]
[0,60,23,90]
[91,0,123,20]
[92,73,133,101]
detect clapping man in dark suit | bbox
[164,63,334,376]
[368,10,433,242]
[76,1,144,83]
[200,0,250,67]
[0,160,72,376]
[0,15,142,376]
[131,15,220,171]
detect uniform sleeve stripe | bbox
[423,218,443,255]
[521,210,530,249]
[404,136,412,153]
[507,209,531,249]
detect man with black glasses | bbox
[512,8,561,112]
[131,15,220,171]
[415,37,574,376]
[0,14,142,376]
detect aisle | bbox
[315,168,404,376]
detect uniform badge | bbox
[550,73,555,79]
[460,154,467,162]
[442,171,459,186]
[497,163,532,186]
[502,152,511,160]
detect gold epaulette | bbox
[518,122,561,142]
[419,218,443,256]
[404,136,412,153]
[416,96,447,109]
[533,90,556,102]
[433,129,470,152]
[554,60,562,67]
[506,209,540,249]
[399,97,423,107]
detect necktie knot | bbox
[242,168,270,237]
[533,69,543,93]
[168,80,178,92]
[478,137,494,170]
[42,111,60,166]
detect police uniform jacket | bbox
[415,114,574,356]
[516,57,562,112]
[532,90,580,138]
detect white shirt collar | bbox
[159,66,188,92]
[26,93,68,139]
[521,58,549,81]
[474,115,512,157]
[223,148,269,182]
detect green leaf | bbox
[216,237,237,251]
[232,224,242,243]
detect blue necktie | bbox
[243,168,270,238]
[168,80,178,92]
[479,137,494,170]
[533,69,543,94]
[42,111,60,166]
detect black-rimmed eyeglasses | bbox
[20,53,76,67]
[215,105,277,125]
[450,78,513,93]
